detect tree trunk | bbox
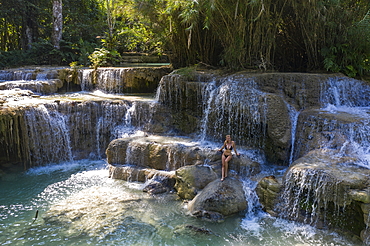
[52,0,63,49]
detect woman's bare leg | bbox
[224,155,232,179]
[221,155,226,181]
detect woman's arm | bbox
[232,141,240,155]
[219,142,226,151]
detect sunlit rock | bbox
[106,136,205,170]
[187,178,247,218]
[175,165,218,200]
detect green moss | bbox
[172,67,197,81]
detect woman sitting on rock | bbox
[219,135,240,181]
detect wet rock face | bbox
[174,165,218,200]
[263,93,292,164]
[256,175,282,215]
[275,149,370,240]
[292,108,370,161]
[187,178,247,217]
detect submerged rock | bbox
[143,172,177,194]
[43,186,153,239]
[187,178,247,218]
[173,224,215,235]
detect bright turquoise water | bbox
[0,160,360,246]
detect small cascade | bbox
[293,110,370,168]
[199,80,217,141]
[292,76,370,168]
[156,74,210,116]
[57,100,133,159]
[95,101,132,158]
[4,98,146,166]
[78,67,171,93]
[203,77,267,147]
[0,68,59,82]
[79,68,125,93]
[321,76,370,107]
[287,103,300,165]
[240,178,264,234]
[80,69,94,91]
[279,166,347,226]
[24,104,73,165]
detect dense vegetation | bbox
[1,0,369,77]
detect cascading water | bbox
[23,104,73,165]
[199,80,217,141]
[279,167,344,225]
[321,77,370,107]
[1,68,366,245]
[286,102,300,165]
[202,77,267,147]
[292,76,370,168]
[79,68,125,93]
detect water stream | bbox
[1,68,368,245]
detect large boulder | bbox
[175,165,218,200]
[187,178,247,218]
[106,136,204,170]
[263,93,292,164]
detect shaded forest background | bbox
[1,0,369,77]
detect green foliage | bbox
[321,11,370,77]
[0,0,369,75]
[88,48,121,69]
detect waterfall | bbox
[156,74,209,115]
[24,104,73,165]
[203,77,267,147]
[240,178,264,236]
[13,98,146,165]
[278,166,347,226]
[199,80,217,141]
[79,69,94,91]
[287,103,300,165]
[321,76,370,107]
